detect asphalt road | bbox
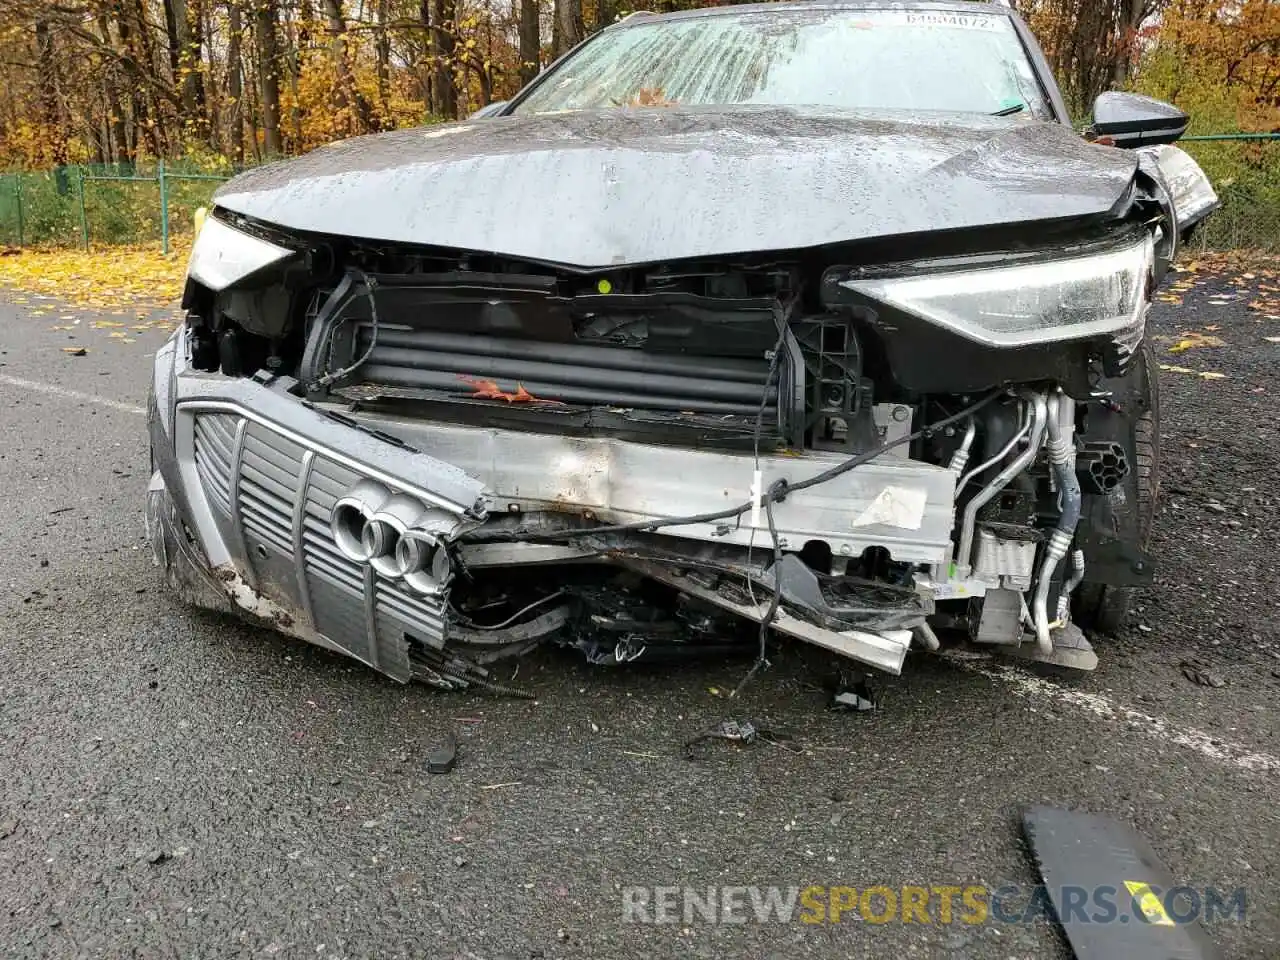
[0,270,1277,960]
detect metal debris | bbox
[682,719,793,759]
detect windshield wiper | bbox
[991,103,1026,117]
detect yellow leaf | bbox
[1167,332,1224,354]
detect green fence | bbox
[0,161,232,253]
[1179,135,1279,254]
[0,135,1275,254]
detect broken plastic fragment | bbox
[830,674,878,712]
[427,733,458,773]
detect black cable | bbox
[753,298,794,469]
[736,309,789,695]
[311,269,380,389]
[477,389,1003,545]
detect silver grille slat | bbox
[193,414,236,516]
[189,409,454,681]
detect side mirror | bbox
[1089,92,1188,148]
[470,101,509,119]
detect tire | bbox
[1072,339,1160,634]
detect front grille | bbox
[193,413,236,516]
[190,410,452,681]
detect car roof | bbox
[611,0,1015,27]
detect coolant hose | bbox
[956,393,1049,578]
[1032,392,1082,654]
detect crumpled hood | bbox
[214,106,1138,269]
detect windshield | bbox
[512,8,1048,118]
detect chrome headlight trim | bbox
[1144,144,1220,230]
[843,235,1154,348]
[187,214,294,291]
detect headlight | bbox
[843,235,1154,348]
[1146,144,1219,230]
[186,213,293,291]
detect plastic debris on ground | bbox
[427,732,458,773]
[829,672,879,712]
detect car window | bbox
[512,9,1049,118]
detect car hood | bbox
[214,106,1138,269]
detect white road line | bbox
[951,654,1280,776]
[0,373,146,416]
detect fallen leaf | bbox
[0,241,189,309]
[1168,332,1224,354]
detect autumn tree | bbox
[2,0,1269,169]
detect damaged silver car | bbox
[147,0,1219,688]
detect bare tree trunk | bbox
[278,8,300,150]
[35,20,68,163]
[188,0,208,131]
[227,0,245,161]
[254,0,283,155]
[321,0,371,132]
[553,0,582,58]
[320,0,351,124]
[375,0,391,126]
[1112,0,1147,86]
[96,13,129,162]
[163,0,183,79]
[124,0,167,155]
[290,0,313,148]
[166,0,210,142]
[419,0,435,114]
[430,0,457,119]
[518,0,539,87]
[594,0,617,31]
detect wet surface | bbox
[214,105,1135,267]
[0,271,1277,959]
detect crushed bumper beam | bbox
[151,330,950,680]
